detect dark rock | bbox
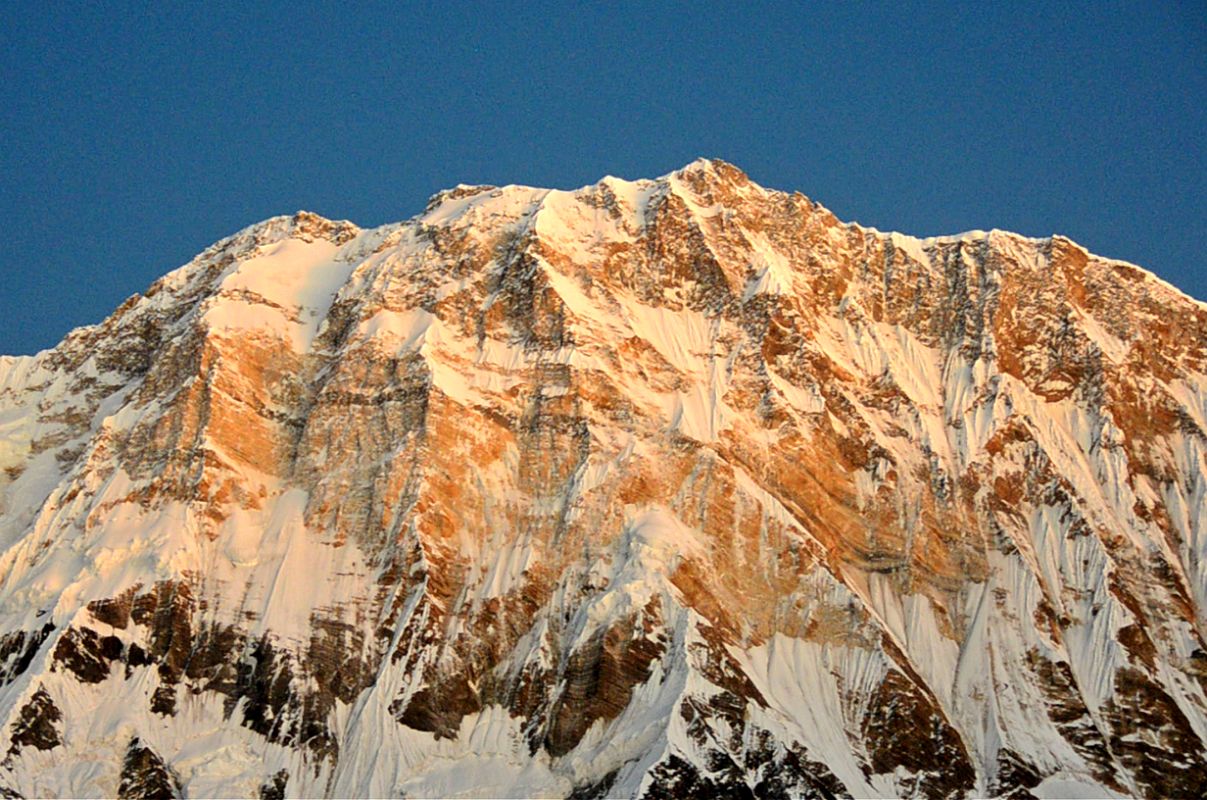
[258,769,289,800]
[396,677,481,740]
[88,588,139,629]
[0,624,55,686]
[1102,666,1207,798]
[567,768,620,800]
[51,627,114,684]
[641,753,755,799]
[542,613,666,757]
[1026,649,1123,792]
[231,636,297,743]
[6,687,62,756]
[117,737,182,799]
[861,668,976,799]
[990,749,1043,799]
[149,685,177,716]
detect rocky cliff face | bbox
[0,159,1204,798]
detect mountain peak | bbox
[422,184,499,214]
[665,156,753,191]
[0,163,1203,798]
[206,210,361,260]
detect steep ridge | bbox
[0,159,1204,798]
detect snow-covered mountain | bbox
[0,159,1204,798]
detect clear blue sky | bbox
[1,2,1203,355]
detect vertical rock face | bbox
[0,160,1204,797]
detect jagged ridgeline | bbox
[0,160,1205,798]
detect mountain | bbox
[0,159,1204,798]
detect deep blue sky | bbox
[1,2,1203,355]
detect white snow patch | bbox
[203,237,357,351]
